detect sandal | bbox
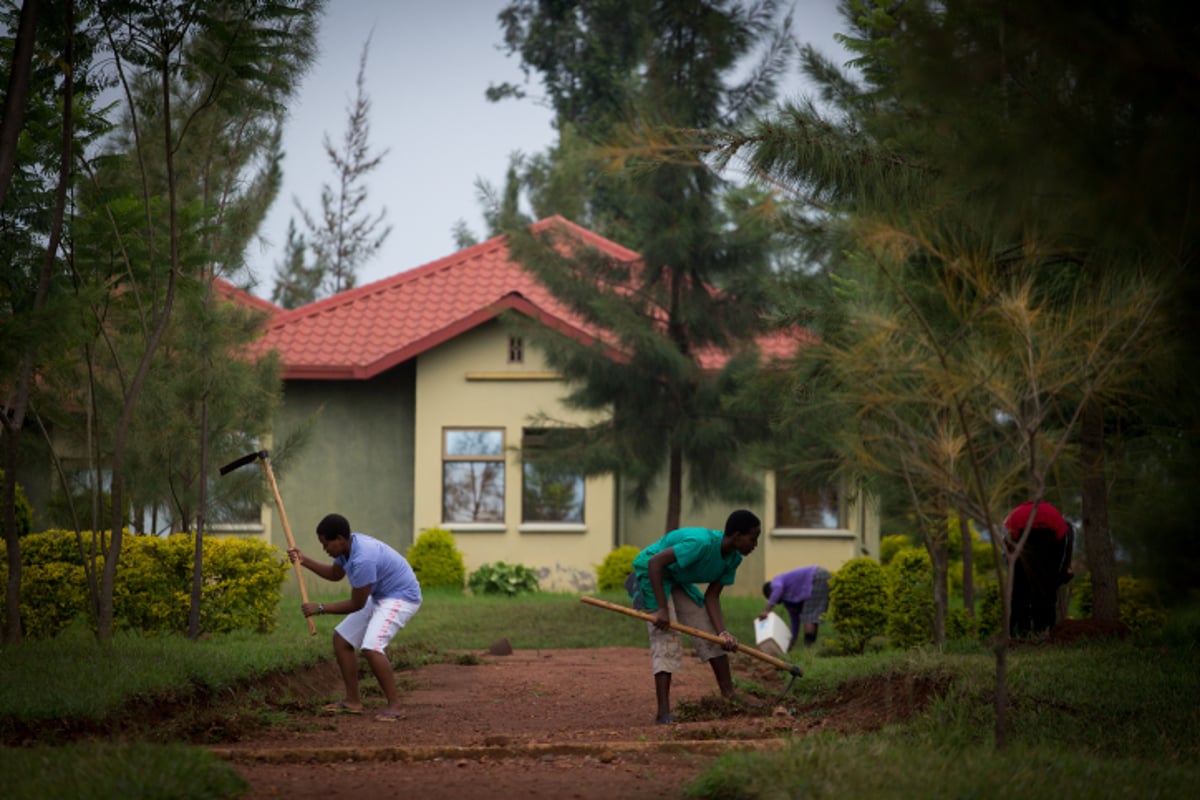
[321,701,363,715]
[375,710,405,723]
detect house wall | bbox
[270,365,417,560]
[413,320,617,591]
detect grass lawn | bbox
[2,588,1198,799]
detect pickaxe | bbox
[219,450,316,635]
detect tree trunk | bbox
[959,508,974,616]
[0,0,39,208]
[2,0,73,643]
[1081,395,1119,621]
[3,441,24,643]
[930,514,948,645]
[665,444,682,532]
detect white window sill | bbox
[445,522,507,533]
[209,523,264,533]
[519,522,587,534]
[770,527,855,539]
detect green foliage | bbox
[827,557,888,654]
[879,533,913,565]
[406,528,466,590]
[468,561,540,596]
[1075,573,1168,636]
[885,548,933,649]
[977,580,1004,640]
[595,545,640,591]
[1,530,287,636]
[0,469,33,537]
[18,561,90,638]
[945,607,977,640]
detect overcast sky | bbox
[248,0,853,299]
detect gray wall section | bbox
[273,364,417,556]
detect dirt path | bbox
[213,646,935,800]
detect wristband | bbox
[317,604,325,615]
[719,630,731,637]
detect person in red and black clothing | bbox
[1005,500,1075,637]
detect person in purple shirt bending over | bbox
[289,513,422,722]
[758,565,831,650]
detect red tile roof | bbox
[247,216,812,380]
[214,278,281,314]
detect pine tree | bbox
[271,218,321,308]
[294,35,391,297]
[494,0,798,530]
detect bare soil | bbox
[212,646,944,800]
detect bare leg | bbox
[708,654,734,697]
[363,647,401,712]
[804,623,819,645]
[333,631,363,710]
[654,671,672,722]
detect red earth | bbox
[212,645,943,800]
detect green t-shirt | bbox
[631,527,743,611]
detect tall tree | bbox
[0,0,96,642]
[291,35,390,299]
[494,0,797,530]
[62,0,324,641]
[708,0,1191,747]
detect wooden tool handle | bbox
[262,457,317,636]
[580,595,801,676]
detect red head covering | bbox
[1004,501,1069,540]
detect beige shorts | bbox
[646,585,725,674]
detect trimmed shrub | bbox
[880,534,913,565]
[2,529,287,636]
[469,561,539,596]
[885,548,933,649]
[945,607,977,640]
[827,557,888,654]
[596,545,640,591]
[407,527,466,590]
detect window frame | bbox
[441,427,507,524]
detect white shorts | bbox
[646,585,725,674]
[334,596,420,653]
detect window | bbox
[443,428,505,522]
[521,429,584,523]
[508,336,524,363]
[776,480,840,529]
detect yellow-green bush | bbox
[1074,573,1167,635]
[2,529,288,637]
[828,557,888,655]
[407,527,466,590]
[596,545,640,591]
[885,548,934,648]
[880,534,913,565]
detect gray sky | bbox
[249,0,852,298]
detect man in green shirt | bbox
[626,509,762,724]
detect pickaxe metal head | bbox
[219,449,270,476]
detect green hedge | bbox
[1,530,287,637]
[407,527,466,590]
[827,557,888,654]
[885,548,934,648]
[595,545,640,591]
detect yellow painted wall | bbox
[414,321,617,591]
